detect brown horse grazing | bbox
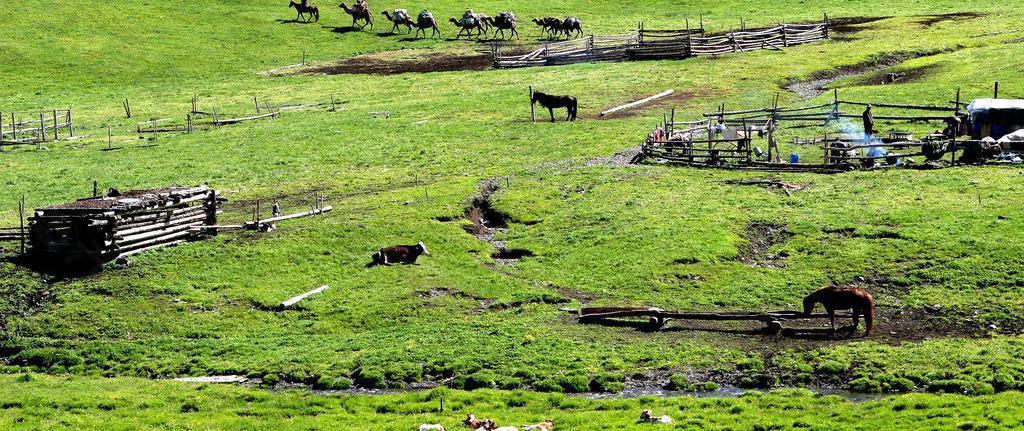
[531,91,577,122]
[803,286,874,336]
[339,2,373,29]
[289,0,319,22]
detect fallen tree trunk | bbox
[601,89,674,116]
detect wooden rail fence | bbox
[494,16,829,68]
[0,108,74,148]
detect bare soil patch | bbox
[829,16,892,35]
[854,64,942,86]
[915,12,985,27]
[299,52,493,75]
[784,49,953,99]
[738,222,791,268]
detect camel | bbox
[288,0,319,23]
[412,11,441,38]
[560,17,583,38]
[485,11,518,40]
[449,17,484,39]
[339,2,373,29]
[532,17,562,38]
[381,9,413,33]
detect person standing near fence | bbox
[766,117,781,163]
[862,104,875,142]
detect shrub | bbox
[261,373,281,387]
[590,373,625,392]
[556,374,591,393]
[180,401,200,413]
[849,377,883,393]
[353,368,386,388]
[12,348,83,369]
[815,360,848,374]
[314,376,352,390]
[666,373,690,390]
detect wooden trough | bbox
[570,306,851,335]
[29,186,220,266]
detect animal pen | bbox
[28,186,220,266]
[0,108,74,148]
[639,89,1009,171]
[493,17,829,68]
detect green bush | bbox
[666,373,690,390]
[353,368,386,388]
[12,348,83,369]
[556,374,591,393]
[815,360,848,374]
[261,373,281,387]
[849,377,883,393]
[314,376,352,390]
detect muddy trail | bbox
[784,48,956,100]
[300,52,494,75]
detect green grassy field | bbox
[3,0,1024,427]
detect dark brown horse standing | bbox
[531,91,577,122]
[803,286,874,336]
[289,0,320,22]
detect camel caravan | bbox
[283,1,583,41]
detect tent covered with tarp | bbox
[967,99,1024,140]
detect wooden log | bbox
[601,89,674,116]
[117,229,195,252]
[246,205,333,228]
[114,212,210,238]
[281,285,329,308]
[213,112,277,125]
[838,100,958,111]
[117,221,204,245]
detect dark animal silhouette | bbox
[484,11,518,39]
[803,286,874,336]
[412,11,440,38]
[531,91,577,122]
[532,17,563,38]
[339,2,373,29]
[560,17,583,38]
[381,9,413,33]
[289,0,319,22]
[449,16,484,38]
[368,241,429,266]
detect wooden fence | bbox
[494,16,829,68]
[0,108,74,148]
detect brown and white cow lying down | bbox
[640,410,675,424]
[369,241,429,266]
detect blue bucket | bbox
[789,153,800,164]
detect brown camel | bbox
[339,2,373,29]
[449,17,484,39]
[412,11,440,39]
[484,11,518,40]
[381,9,413,33]
[532,17,562,38]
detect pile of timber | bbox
[29,186,220,266]
[493,17,828,68]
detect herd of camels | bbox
[287,1,584,40]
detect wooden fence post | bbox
[107,124,112,149]
[19,197,26,256]
[0,112,4,144]
[781,24,788,46]
[39,112,46,143]
[123,98,132,118]
[11,113,16,142]
[67,107,74,137]
[529,85,536,122]
[823,13,829,39]
[254,96,260,114]
[52,109,59,140]
[994,81,999,98]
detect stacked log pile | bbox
[29,186,220,266]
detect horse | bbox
[531,91,577,122]
[803,286,874,336]
[289,0,319,22]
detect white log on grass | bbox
[281,285,329,308]
[600,89,674,117]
